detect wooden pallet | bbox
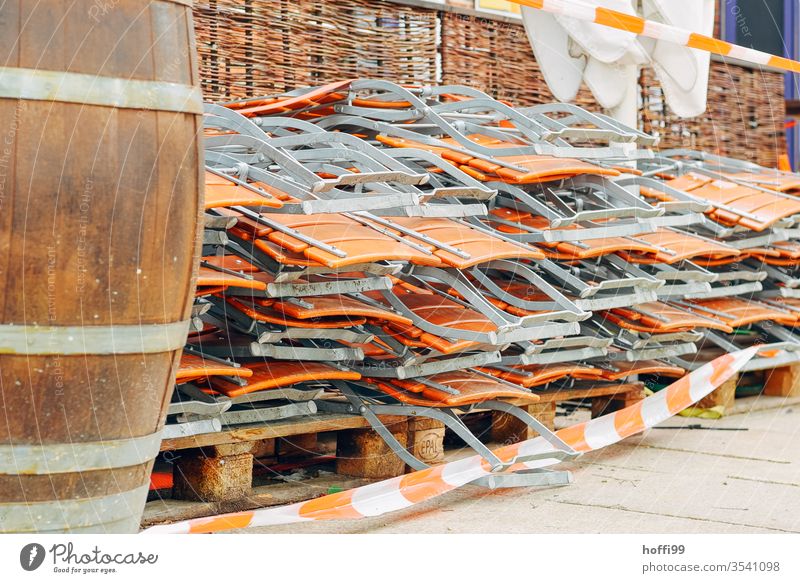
[690,362,800,412]
[150,381,644,517]
[162,411,408,503]
[490,382,644,445]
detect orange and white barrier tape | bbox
[510,0,800,74]
[144,347,756,534]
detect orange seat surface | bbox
[210,360,360,397]
[176,353,254,383]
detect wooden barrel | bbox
[0,0,203,533]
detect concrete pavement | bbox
[241,399,800,534]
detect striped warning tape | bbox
[143,347,756,534]
[510,0,800,74]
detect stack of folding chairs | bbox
[633,150,800,371]
[163,79,800,483]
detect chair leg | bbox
[370,403,507,471]
[317,389,428,471]
[473,468,573,490]
[480,400,576,454]
[320,385,578,490]
[357,404,429,471]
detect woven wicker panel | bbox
[641,63,786,167]
[440,12,599,109]
[193,0,438,102]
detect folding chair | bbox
[476,362,606,388]
[164,352,254,439]
[665,296,800,371]
[670,337,800,373]
[655,172,800,231]
[317,373,579,489]
[204,169,286,210]
[195,257,269,299]
[498,335,612,367]
[222,209,441,280]
[599,301,735,334]
[374,265,585,345]
[207,360,360,398]
[582,318,700,362]
[206,104,468,218]
[486,177,706,243]
[189,324,368,363]
[658,149,800,194]
[170,360,359,428]
[224,80,353,118]
[531,257,662,311]
[618,228,741,265]
[478,358,684,387]
[677,297,799,328]
[333,80,650,156]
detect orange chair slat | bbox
[478,364,601,388]
[204,181,283,210]
[176,353,253,383]
[727,171,800,193]
[389,217,545,266]
[686,297,799,327]
[601,360,685,380]
[622,229,740,264]
[197,266,268,291]
[268,295,412,326]
[604,302,733,333]
[253,238,321,267]
[415,371,539,406]
[368,372,537,407]
[202,255,261,274]
[227,297,367,328]
[210,360,360,398]
[226,80,352,116]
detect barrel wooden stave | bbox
[0,107,199,326]
[0,1,194,82]
[0,466,151,503]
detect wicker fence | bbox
[194,0,438,102]
[193,0,786,166]
[641,65,786,167]
[439,12,599,109]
